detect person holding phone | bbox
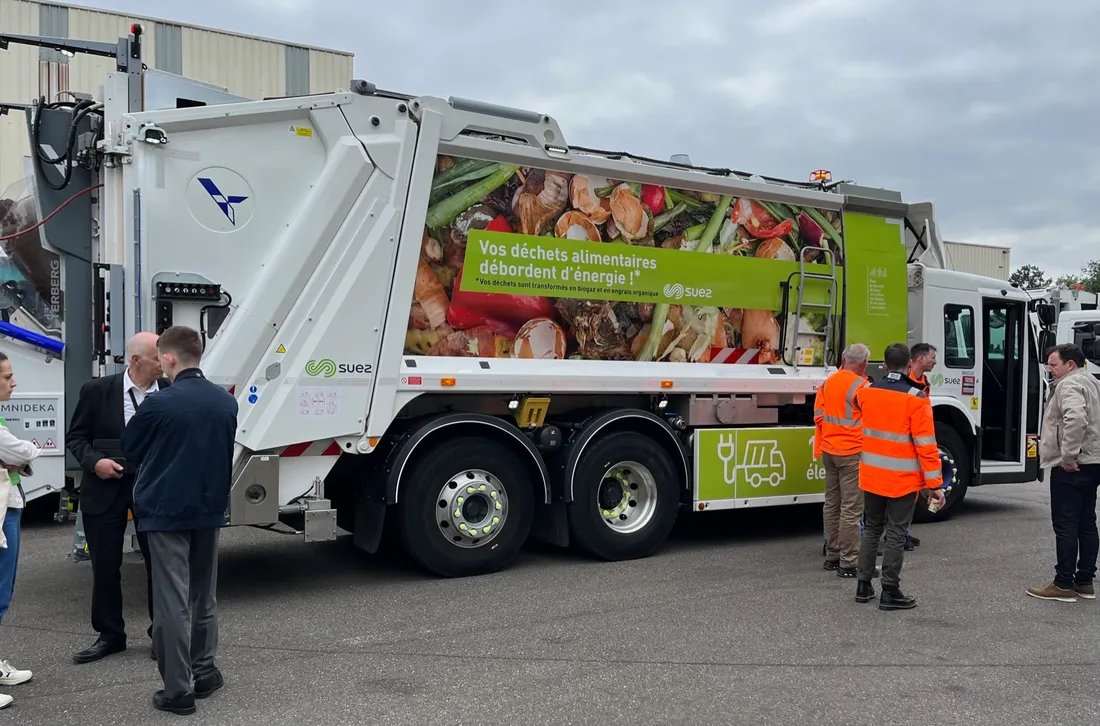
[66,332,169,663]
[0,350,42,709]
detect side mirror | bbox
[1036,303,1057,328]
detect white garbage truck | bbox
[1,25,1055,578]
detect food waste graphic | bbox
[404,155,845,364]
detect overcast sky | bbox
[74,0,1099,279]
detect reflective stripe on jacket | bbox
[813,369,868,457]
[910,371,930,394]
[854,371,943,497]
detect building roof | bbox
[39,0,354,56]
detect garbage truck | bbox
[1,24,1055,578]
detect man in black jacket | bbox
[66,331,168,664]
[122,325,237,716]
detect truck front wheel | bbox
[567,431,681,561]
[397,436,535,577]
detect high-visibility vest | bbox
[813,369,868,457]
[909,369,931,394]
[854,371,943,497]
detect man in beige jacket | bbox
[1027,344,1100,603]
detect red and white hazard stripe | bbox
[277,440,342,457]
[708,348,761,364]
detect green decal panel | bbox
[695,427,826,501]
[841,212,907,361]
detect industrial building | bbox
[0,0,354,194]
[943,240,1012,281]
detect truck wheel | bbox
[397,436,534,577]
[567,431,681,561]
[912,422,970,524]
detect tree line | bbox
[1009,260,1100,294]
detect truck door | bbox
[980,296,1033,469]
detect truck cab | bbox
[899,206,1044,518]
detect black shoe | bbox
[904,536,916,551]
[823,559,840,571]
[837,566,857,578]
[879,586,917,611]
[153,690,196,715]
[908,534,921,547]
[73,637,126,664]
[855,580,876,603]
[194,670,224,699]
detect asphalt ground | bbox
[1,480,1097,726]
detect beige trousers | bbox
[822,452,863,567]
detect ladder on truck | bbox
[789,245,838,371]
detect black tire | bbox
[912,422,971,524]
[566,430,681,561]
[396,436,535,577]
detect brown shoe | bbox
[1074,583,1096,600]
[1026,581,1077,602]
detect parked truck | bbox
[1,25,1056,578]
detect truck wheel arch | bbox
[562,409,689,503]
[386,413,552,505]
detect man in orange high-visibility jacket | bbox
[815,343,872,577]
[901,342,938,551]
[853,343,946,611]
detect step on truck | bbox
[5,25,1051,578]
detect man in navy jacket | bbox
[122,325,238,716]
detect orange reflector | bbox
[368,437,380,447]
[697,503,706,511]
[440,377,456,387]
[660,380,674,389]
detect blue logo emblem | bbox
[197,177,249,225]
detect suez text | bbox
[338,363,373,374]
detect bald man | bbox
[66,332,170,664]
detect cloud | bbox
[66,0,1100,278]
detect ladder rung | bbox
[800,273,835,280]
[797,331,828,338]
[798,302,833,309]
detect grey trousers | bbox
[146,528,220,699]
[857,491,918,588]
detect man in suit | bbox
[122,325,237,716]
[66,332,169,663]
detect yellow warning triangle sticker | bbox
[276,344,286,354]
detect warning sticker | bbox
[1026,435,1038,459]
[276,344,286,354]
[43,437,56,450]
[969,397,980,410]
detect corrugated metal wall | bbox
[0,0,39,199]
[181,26,286,99]
[0,0,354,194]
[944,241,1012,280]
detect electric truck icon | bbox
[716,434,787,488]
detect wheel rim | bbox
[596,460,659,535]
[436,468,507,549]
[937,445,959,506]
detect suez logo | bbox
[662,282,712,301]
[303,359,373,378]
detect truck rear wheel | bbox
[567,431,680,561]
[397,436,534,577]
[913,422,970,524]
